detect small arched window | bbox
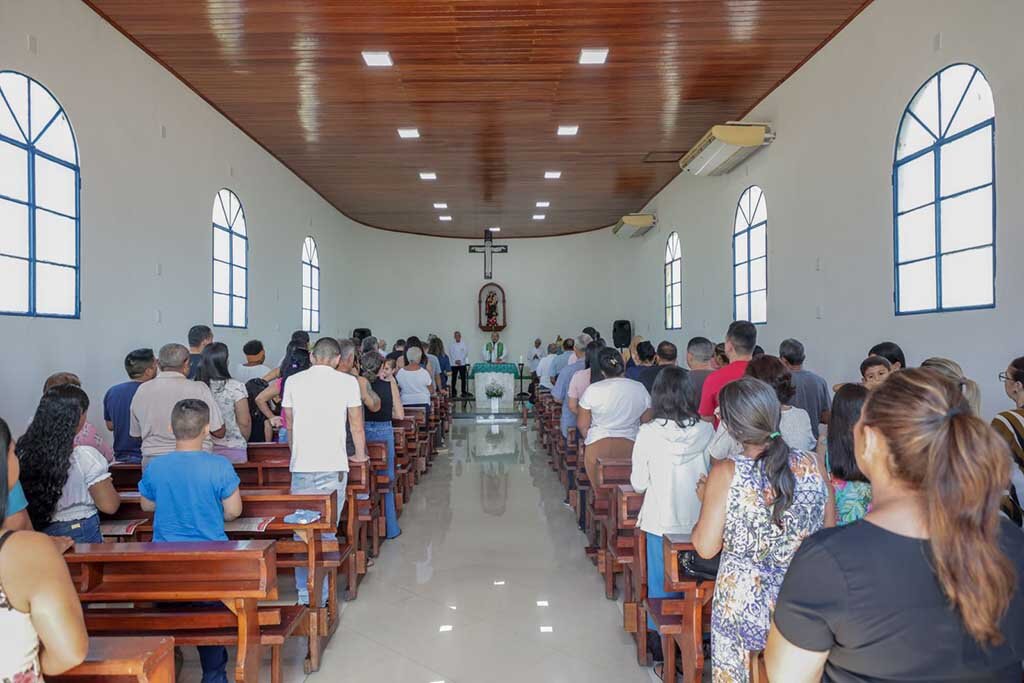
[893,64,995,313]
[0,71,80,317]
[302,236,320,333]
[664,232,682,329]
[733,186,767,324]
[212,188,248,328]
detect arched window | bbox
[893,64,995,314]
[212,188,247,328]
[0,71,80,317]
[733,186,767,324]
[302,236,319,333]
[664,232,682,329]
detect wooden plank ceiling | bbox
[85,0,871,238]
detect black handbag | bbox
[679,550,720,581]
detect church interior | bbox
[1,1,1023,682]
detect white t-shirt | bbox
[52,445,110,522]
[234,363,271,383]
[281,365,362,473]
[707,405,818,460]
[578,377,651,446]
[536,354,556,389]
[397,367,433,405]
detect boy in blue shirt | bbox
[139,399,242,683]
[103,348,157,464]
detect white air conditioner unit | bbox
[678,122,775,176]
[612,214,656,239]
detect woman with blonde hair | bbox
[767,368,1024,681]
[921,357,981,416]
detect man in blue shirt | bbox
[140,399,241,683]
[552,335,590,438]
[103,348,157,464]
[548,337,575,381]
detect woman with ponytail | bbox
[692,377,827,682]
[767,367,1024,682]
[921,356,982,416]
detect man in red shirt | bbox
[699,320,757,424]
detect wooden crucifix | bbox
[468,229,508,280]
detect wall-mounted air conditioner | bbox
[612,214,656,239]
[678,122,774,176]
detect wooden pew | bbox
[247,442,291,462]
[593,456,633,598]
[50,636,175,683]
[652,533,716,683]
[67,541,277,683]
[111,462,265,491]
[614,485,646,660]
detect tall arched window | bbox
[664,232,682,329]
[733,186,767,324]
[212,188,247,328]
[0,71,80,317]
[893,64,995,314]
[302,236,319,333]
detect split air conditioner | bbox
[612,214,656,239]
[678,122,775,176]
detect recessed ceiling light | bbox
[487,226,501,232]
[439,215,452,222]
[433,202,448,209]
[536,600,549,607]
[493,580,506,586]
[533,214,546,220]
[557,125,579,136]
[544,171,561,179]
[397,128,420,138]
[448,605,457,610]
[362,51,393,67]
[539,626,554,633]
[420,171,437,180]
[438,625,453,632]
[579,48,609,65]
[536,201,550,208]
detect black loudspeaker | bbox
[352,328,372,344]
[612,320,632,349]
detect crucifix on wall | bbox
[468,229,508,280]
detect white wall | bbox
[609,0,1024,416]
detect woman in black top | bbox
[767,368,1024,682]
[361,353,403,539]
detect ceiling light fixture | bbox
[493,580,506,586]
[438,625,453,633]
[533,214,546,220]
[579,48,609,65]
[488,226,501,232]
[539,626,554,633]
[361,51,393,67]
[397,128,420,138]
[433,202,448,209]
[536,600,549,607]
[544,171,561,179]
[536,201,550,208]
[420,171,437,180]
[439,215,452,222]
[557,125,579,136]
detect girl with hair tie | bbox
[767,368,1024,681]
[691,377,827,682]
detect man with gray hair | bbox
[550,334,587,381]
[282,336,367,606]
[779,338,831,440]
[130,342,225,466]
[535,343,560,391]
[685,337,716,402]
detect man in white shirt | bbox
[536,343,559,391]
[450,331,470,398]
[527,338,545,375]
[482,332,506,363]
[281,337,367,605]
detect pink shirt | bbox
[568,368,591,402]
[75,420,113,462]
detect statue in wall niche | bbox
[477,282,507,332]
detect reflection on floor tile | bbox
[261,423,655,682]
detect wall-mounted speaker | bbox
[612,320,632,349]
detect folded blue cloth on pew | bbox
[284,509,322,525]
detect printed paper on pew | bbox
[100,519,147,537]
[224,517,276,532]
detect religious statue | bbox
[477,282,506,332]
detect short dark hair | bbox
[636,341,656,363]
[171,399,210,439]
[860,355,892,377]
[188,325,213,347]
[778,339,806,366]
[687,337,714,363]
[394,339,406,350]
[745,355,796,405]
[243,340,264,356]
[869,341,906,369]
[124,348,155,379]
[563,338,575,351]
[753,345,765,358]
[726,320,757,354]
[582,326,601,341]
[291,330,311,348]
[656,341,678,363]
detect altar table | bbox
[470,363,518,399]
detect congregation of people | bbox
[3,318,1024,683]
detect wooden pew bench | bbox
[593,457,633,598]
[66,541,277,683]
[49,636,175,683]
[652,533,716,683]
[614,484,645,659]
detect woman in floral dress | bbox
[693,378,827,682]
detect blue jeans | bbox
[114,452,142,464]
[44,513,102,544]
[365,421,401,539]
[290,471,348,606]
[197,645,228,683]
[646,531,683,629]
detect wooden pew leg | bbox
[304,607,321,674]
[232,598,262,683]
[662,634,677,683]
[271,645,282,683]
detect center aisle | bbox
[310,421,654,683]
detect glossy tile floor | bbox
[181,421,658,682]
